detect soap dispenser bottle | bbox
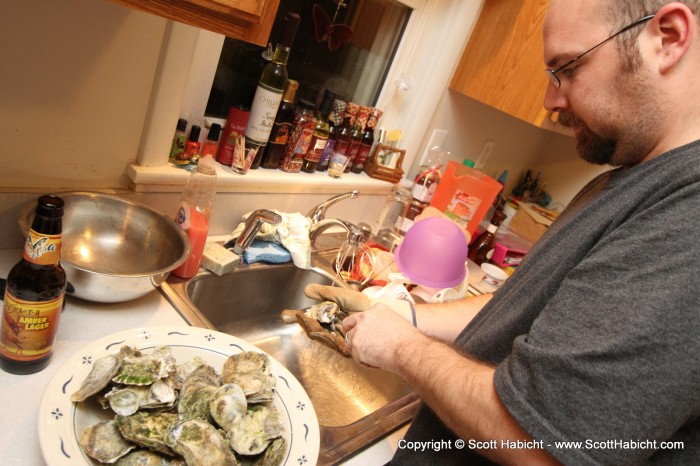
[172,156,217,278]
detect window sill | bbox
[127,163,409,194]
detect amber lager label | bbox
[0,293,63,361]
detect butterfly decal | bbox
[312,3,353,51]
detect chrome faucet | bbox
[307,191,368,243]
[224,209,282,255]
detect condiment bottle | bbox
[317,99,347,172]
[201,124,222,159]
[396,198,428,237]
[301,89,336,173]
[351,107,382,174]
[169,118,188,163]
[344,106,369,173]
[468,208,507,265]
[260,80,298,169]
[0,195,67,374]
[172,156,217,278]
[280,102,315,173]
[216,106,250,166]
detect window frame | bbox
[130,0,484,191]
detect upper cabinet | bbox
[107,0,280,46]
[450,0,566,132]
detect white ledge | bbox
[127,163,410,194]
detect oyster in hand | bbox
[222,352,276,403]
[78,420,136,463]
[164,419,239,466]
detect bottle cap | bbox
[35,195,64,218]
[189,125,201,142]
[463,159,475,168]
[176,118,187,132]
[207,124,221,141]
[196,156,217,175]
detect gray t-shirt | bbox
[391,141,700,465]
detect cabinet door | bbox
[450,0,554,128]
[107,0,279,46]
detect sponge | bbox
[201,242,241,275]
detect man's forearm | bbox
[414,293,493,342]
[394,334,559,465]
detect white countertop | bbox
[0,248,407,466]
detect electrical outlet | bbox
[475,140,495,168]
[419,129,449,166]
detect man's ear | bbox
[654,2,695,73]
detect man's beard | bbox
[559,111,616,165]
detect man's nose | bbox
[543,81,569,112]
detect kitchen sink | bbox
[161,246,419,465]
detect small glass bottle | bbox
[351,107,382,174]
[468,208,507,265]
[260,80,299,169]
[169,118,188,163]
[280,102,315,173]
[344,106,368,173]
[176,125,201,166]
[201,124,222,159]
[216,106,250,166]
[0,195,67,374]
[172,156,217,278]
[396,199,428,237]
[317,99,346,172]
[301,89,336,173]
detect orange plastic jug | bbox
[429,161,503,238]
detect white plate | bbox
[38,326,320,465]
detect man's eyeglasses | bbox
[545,14,655,88]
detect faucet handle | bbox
[307,190,359,224]
[227,209,282,255]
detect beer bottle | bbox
[0,195,67,374]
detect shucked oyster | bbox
[222,352,276,403]
[71,346,141,402]
[78,419,136,463]
[115,412,179,456]
[227,405,284,456]
[209,383,247,431]
[164,419,238,466]
[113,346,176,386]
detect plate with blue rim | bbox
[38,326,320,465]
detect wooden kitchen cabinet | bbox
[107,0,280,46]
[450,0,568,133]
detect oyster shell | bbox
[178,383,219,422]
[164,419,239,466]
[106,378,177,416]
[115,412,179,456]
[71,346,140,402]
[78,419,136,463]
[222,352,276,403]
[172,356,208,390]
[227,405,284,456]
[113,346,176,386]
[252,438,287,466]
[114,449,182,466]
[209,383,247,431]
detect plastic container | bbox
[393,217,468,288]
[429,160,503,238]
[172,156,217,278]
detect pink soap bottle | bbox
[172,156,217,278]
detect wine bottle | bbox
[242,12,300,169]
[260,80,299,169]
[351,107,382,173]
[301,89,336,173]
[317,99,347,172]
[0,195,67,374]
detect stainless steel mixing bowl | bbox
[19,192,190,303]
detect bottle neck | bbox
[23,220,62,266]
[271,44,291,66]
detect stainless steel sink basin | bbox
[161,247,419,465]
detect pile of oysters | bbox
[70,346,286,466]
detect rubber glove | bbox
[304,284,417,326]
